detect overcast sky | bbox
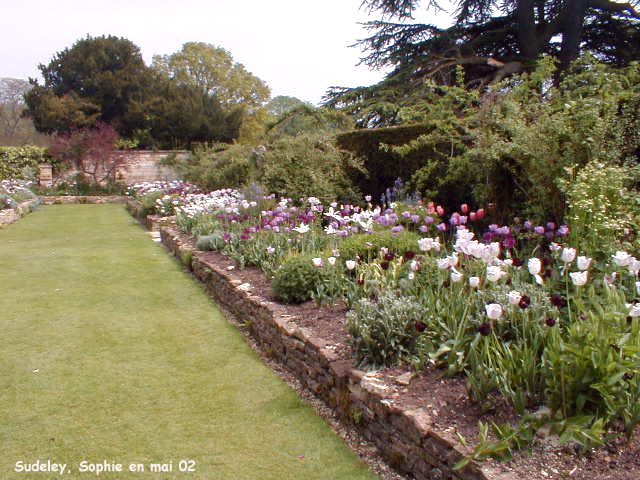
[0,0,454,105]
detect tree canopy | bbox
[23,36,249,149]
[325,0,640,126]
[0,78,48,146]
[266,95,312,117]
[152,42,271,144]
[25,35,151,137]
[151,42,270,108]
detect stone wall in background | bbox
[39,150,188,187]
[114,150,188,184]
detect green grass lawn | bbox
[0,204,378,480]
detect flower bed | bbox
[128,183,640,479]
[0,180,41,227]
[157,222,499,480]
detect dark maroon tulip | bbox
[415,321,427,332]
[550,294,567,308]
[545,317,556,327]
[518,295,531,309]
[479,322,492,336]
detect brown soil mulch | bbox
[195,250,640,480]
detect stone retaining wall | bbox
[0,198,41,227]
[136,211,514,480]
[124,199,175,231]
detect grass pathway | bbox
[0,204,378,480]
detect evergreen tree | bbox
[25,35,152,137]
[326,0,640,126]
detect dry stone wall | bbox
[122,201,517,480]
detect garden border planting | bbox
[0,198,41,227]
[126,199,512,480]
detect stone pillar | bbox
[39,163,53,187]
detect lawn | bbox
[0,204,378,480]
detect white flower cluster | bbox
[323,205,379,234]
[176,189,257,218]
[1,179,34,195]
[452,227,501,263]
[127,180,193,196]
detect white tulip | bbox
[345,260,357,270]
[507,291,522,305]
[486,265,507,282]
[561,247,577,263]
[469,276,480,288]
[312,257,323,267]
[437,258,451,270]
[528,258,542,275]
[629,303,640,317]
[485,303,503,320]
[328,256,336,266]
[293,223,310,234]
[612,251,632,267]
[569,271,588,286]
[451,268,464,283]
[629,257,640,276]
[577,256,592,270]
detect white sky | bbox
[0,0,454,105]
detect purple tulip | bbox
[503,236,516,249]
[534,226,545,234]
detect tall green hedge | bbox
[335,125,433,201]
[0,146,49,180]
